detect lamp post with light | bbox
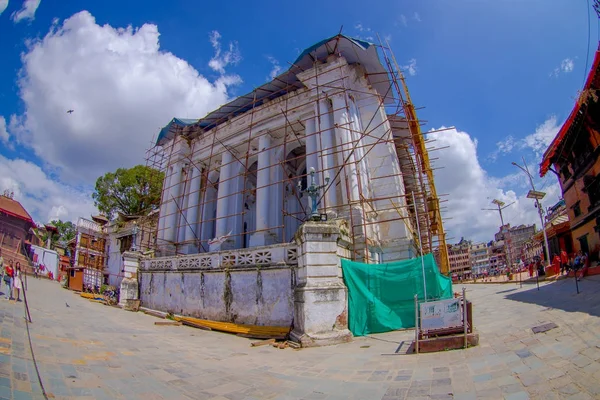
[483,199,515,281]
[512,157,551,267]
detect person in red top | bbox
[3,260,14,300]
[560,250,568,275]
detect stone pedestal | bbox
[290,221,352,347]
[119,251,141,311]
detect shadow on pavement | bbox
[505,275,600,317]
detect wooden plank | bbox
[154,321,182,326]
[179,320,212,331]
[239,333,287,340]
[250,339,276,347]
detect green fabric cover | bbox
[341,254,453,336]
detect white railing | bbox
[77,217,104,233]
[142,243,298,271]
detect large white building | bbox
[151,35,426,264]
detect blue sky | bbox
[0,0,598,242]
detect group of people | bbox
[0,249,24,302]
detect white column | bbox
[332,95,360,203]
[164,162,183,243]
[317,100,338,215]
[228,159,244,249]
[349,98,370,198]
[184,164,202,252]
[157,167,173,242]
[213,151,232,249]
[305,118,319,179]
[271,146,284,242]
[250,134,274,247]
[200,170,218,251]
[177,166,190,245]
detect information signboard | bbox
[420,298,462,331]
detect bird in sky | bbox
[67,109,74,114]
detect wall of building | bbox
[139,244,297,326]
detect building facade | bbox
[470,242,490,276]
[152,35,426,264]
[494,224,536,266]
[446,238,472,278]
[72,216,108,289]
[0,191,38,270]
[540,46,600,261]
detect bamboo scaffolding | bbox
[144,33,449,269]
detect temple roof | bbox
[540,44,600,177]
[156,34,392,146]
[0,195,35,226]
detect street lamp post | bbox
[512,157,551,268]
[482,199,516,282]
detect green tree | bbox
[52,220,76,243]
[92,165,164,220]
[33,219,76,247]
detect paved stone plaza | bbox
[0,276,599,400]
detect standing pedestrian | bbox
[560,249,568,275]
[3,260,14,300]
[12,264,22,302]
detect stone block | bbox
[416,333,479,353]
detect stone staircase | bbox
[0,242,34,273]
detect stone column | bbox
[331,95,360,203]
[271,146,284,242]
[305,117,319,178]
[184,164,202,253]
[157,164,173,243]
[177,165,191,245]
[228,159,244,249]
[290,221,352,347]
[316,100,338,216]
[211,151,233,252]
[119,251,141,311]
[250,134,276,247]
[200,170,219,251]
[164,162,183,243]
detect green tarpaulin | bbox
[341,254,453,336]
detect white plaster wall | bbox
[139,266,294,326]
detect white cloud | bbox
[208,30,242,74]
[0,155,96,223]
[11,11,240,184]
[521,115,560,157]
[413,12,421,22]
[402,58,417,76]
[266,56,282,80]
[430,127,561,243]
[11,0,40,23]
[488,116,560,162]
[0,116,9,144]
[399,14,408,27]
[0,0,9,16]
[550,58,575,77]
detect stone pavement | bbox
[0,276,600,399]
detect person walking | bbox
[12,264,23,302]
[3,260,14,300]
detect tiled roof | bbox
[0,195,34,225]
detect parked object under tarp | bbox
[341,254,453,336]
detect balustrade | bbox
[142,243,298,271]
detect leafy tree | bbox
[33,220,76,248]
[92,165,164,220]
[52,220,76,243]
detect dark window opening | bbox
[587,177,600,210]
[560,165,572,181]
[573,202,582,218]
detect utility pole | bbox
[512,158,551,266]
[482,200,515,273]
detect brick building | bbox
[540,46,600,260]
